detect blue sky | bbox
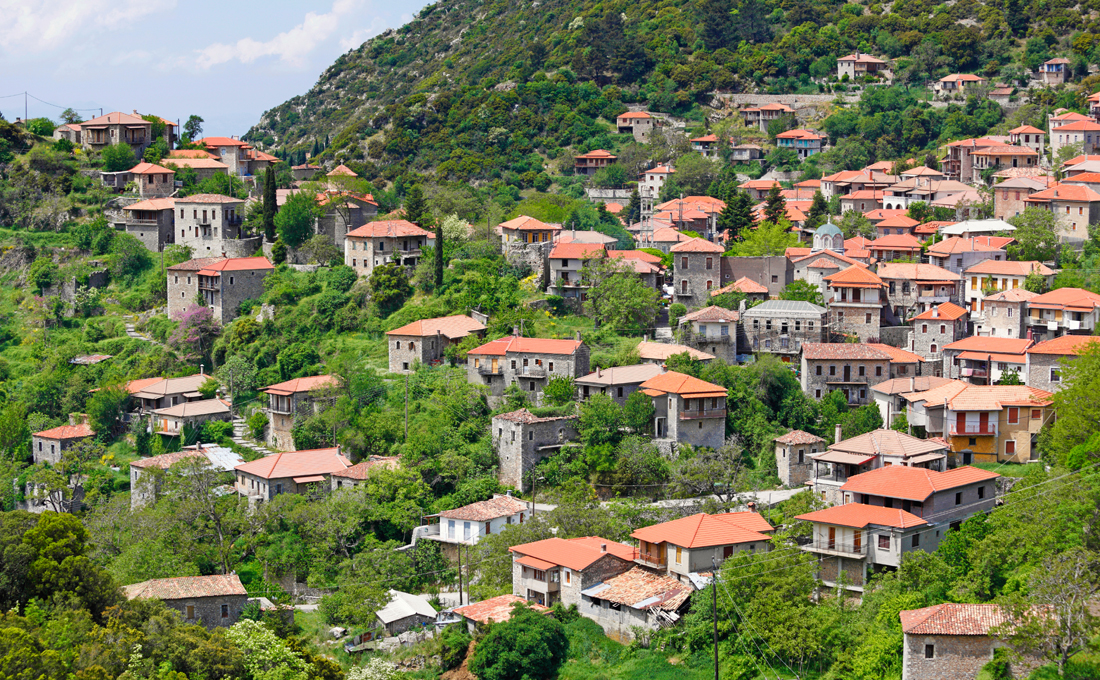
[0,0,432,135]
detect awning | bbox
[908,452,946,465]
[292,475,326,484]
[516,555,556,571]
[581,583,611,597]
[811,450,878,466]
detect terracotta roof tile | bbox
[871,376,955,395]
[440,495,530,521]
[386,315,486,339]
[1028,287,1100,310]
[1027,334,1100,355]
[631,512,773,548]
[984,288,1038,302]
[549,242,606,259]
[635,341,714,362]
[123,198,176,211]
[124,574,246,600]
[964,260,1053,276]
[498,215,560,232]
[129,162,175,175]
[1025,184,1100,202]
[877,263,960,282]
[870,234,924,251]
[494,407,579,423]
[347,220,431,239]
[34,423,95,440]
[866,344,924,363]
[876,215,920,228]
[943,337,1032,354]
[327,164,358,177]
[453,594,547,624]
[680,306,739,323]
[639,371,726,398]
[198,136,249,147]
[467,336,584,357]
[840,465,1000,501]
[824,265,883,287]
[830,429,949,458]
[796,503,927,529]
[926,237,1001,255]
[153,399,231,418]
[946,385,1053,411]
[586,566,692,611]
[331,456,401,479]
[802,343,892,361]
[129,450,205,470]
[235,448,352,480]
[510,536,636,570]
[900,603,1009,635]
[774,430,825,445]
[670,237,725,253]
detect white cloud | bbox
[0,0,175,53]
[195,0,379,69]
[338,16,388,51]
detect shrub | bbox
[247,411,269,440]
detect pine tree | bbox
[404,184,427,225]
[763,185,786,224]
[718,189,755,242]
[435,221,444,290]
[625,189,641,224]
[805,190,829,230]
[262,167,277,242]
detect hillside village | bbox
[4,1,1100,679]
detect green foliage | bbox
[622,390,655,435]
[1008,207,1059,262]
[439,624,473,671]
[247,410,269,439]
[726,220,797,256]
[183,115,204,142]
[263,167,277,242]
[544,376,576,406]
[28,257,58,294]
[668,303,687,328]
[779,279,824,305]
[110,233,153,281]
[74,215,115,254]
[468,603,569,680]
[275,190,322,248]
[581,257,659,334]
[101,143,137,172]
[368,262,412,317]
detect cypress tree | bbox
[404,184,427,226]
[262,167,277,242]
[763,185,786,225]
[805,190,829,230]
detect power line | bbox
[25,92,100,111]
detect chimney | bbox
[933,307,939,318]
[601,543,607,553]
[739,299,747,314]
[574,330,581,342]
[835,423,843,444]
[513,325,519,336]
[747,501,758,513]
[910,377,915,392]
[597,367,602,378]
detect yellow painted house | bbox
[944,385,1054,464]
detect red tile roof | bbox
[796,503,927,529]
[467,336,584,357]
[607,249,662,264]
[631,512,773,548]
[618,111,653,120]
[713,276,768,295]
[80,111,149,127]
[590,566,692,611]
[263,375,338,396]
[1024,183,1100,202]
[841,465,1000,502]
[327,164,358,177]
[123,197,176,211]
[453,595,547,624]
[900,603,1010,635]
[669,237,725,253]
[162,157,230,170]
[330,456,400,480]
[869,234,923,251]
[440,495,530,521]
[549,242,606,259]
[198,136,249,147]
[175,193,245,204]
[876,263,961,282]
[34,423,95,440]
[498,215,560,232]
[984,288,1038,302]
[691,134,718,143]
[235,448,352,480]
[1027,334,1100,355]
[876,215,920,228]
[129,162,175,175]
[386,315,486,339]
[774,430,825,445]
[802,343,892,361]
[943,336,1032,354]
[129,449,204,470]
[946,385,1054,411]
[680,306,739,323]
[638,371,727,398]
[510,536,637,570]
[866,343,923,363]
[824,265,883,288]
[926,237,1001,255]
[197,257,274,272]
[1028,287,1100,311]
[1052,120,1100,132]
[124,574,246,600]
[911,302,968,321]
[964,260,1053,276]
[347,220,431,239]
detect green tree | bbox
[838,210,875,238]
[275,190,321,248]
[718,190,755,241]
[86,385,129,438]
[622,390,655,434]
[183,115,204,142]
[1008,207,1059,262]
[592,163,628,189]
[435,220,444,290]
[1044,343,1100,465]
[624,188,642,224]
[1023,269,1047,293]
[995,369,1024,385]
[28,257,58,294]
[579,393,622,447]
[368,262,412,317]
[543,377,575,406]
[403,184,428,226]
[110,233,153,281]
[842,404,884,438]
[669,302,688,327]
[779,279,824,305]
[727,220,798,256]
[763,185,786,224]
[468,603,569,680]
[60,108,81,124]
[101,143,137,172]
[262,167,277,242]
[805,190,829,230]
[224,619,310,680]
[581,257,660,334]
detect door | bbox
[491,358,498,373]
[978,412,989,434]
[956,412,966,434]
[853,530,862,553]
[843,365,851,382]
[828,527,836,550]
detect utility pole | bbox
[712,558,719,680]
[456,544,463,607]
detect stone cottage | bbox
[123,574,248,629]
[801,342,892,404]
[774,430,826,487]
[466,335,589,403]
[262,375,339,451]
[494,408,578,491]
[671,237,726,309]
[32,420,95,466]
[167,256,274,325]
[385,314,487,374]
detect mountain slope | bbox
[245,0,1087,181]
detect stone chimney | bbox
[910,377,915,392]
[835,423,843,444]
[747,501,758,513]
[739,299,747,314]
[601,543,607,552]
[513,325,519,336]
[932,307,939,318]
[597,367,602,378]
[574,330,581,342]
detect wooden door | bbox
[853,529,862,553]
[844,365,851,382]
[491,358,498,373]
[828,526,836,550]
[956,412,966,434]
[979,412,989,434]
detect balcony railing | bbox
[951,423,997,436]
[477,365,503,375]
[127,218,159,226]
[680,408,726,420]
[636,554,667,569]
[960,367,988,378]
[516,367,548,378]
[803,540,868,557]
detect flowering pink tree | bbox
[168,305,221,363]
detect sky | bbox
[0,0,433,136]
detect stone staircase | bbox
[232,416,275,457]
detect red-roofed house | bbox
[811,428,952,504]
[1023,182,1100,241]
[345,219,432,279]
[975,288,1038,338]
[900,603,1045,680]
[234,447,352,502]
[166,256,274,324]
[969,145,1038,184]
[1051,119,1100,157]
[801,342,893,404]
[509,536,636,607]
[262,375,340,451]
[174,193,251,257]
[467,335,590,402]
[926,236,1006,276]
[934,73,987,98]
[963,259,1053,314]
[129,162,176,199]
[330,456,400,491]
[877,262,962,323]
[616,111,656,141]
[1026,286,1100,340]
[79,111,153,155]
[639,371,728,448]
[776,129,827,159]
[631,512,774,583]
[1009,125,1046,156]
[386,315,487,374]
[941,336,1033,385]
[123,574,247,629]
[868,233,923,262]
[422,494,532,557]
[121,197,176,252]
[574,149,616,175]
[824,266,886,342]
[548,242,607,297]
[910,302,970,363]
[32,419,95,466]
[774,430,827,487]
[740,102,794,131]
[453,595,548,632]
[942,137,1009,182]
[837,52,888,80]
[671,237,725,307]
[1026,334,1100,392]
[690,133,719,157]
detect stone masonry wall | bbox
[495,415,579,491]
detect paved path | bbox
[232,417,276,457]
[124,322,158,344]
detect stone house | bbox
[774,430,826,487]
[510,536,636,609]
[494,409,579,491]
[121,197,176,252]
[1022,183,1100,242]
[575,364,665,405]
[837,52,888,80]
[900,603,1045,680]
[330,456,400,491]
[823,266,886,342]
[1026,286,1100,341]
[466,335,589,403]
[741,300,827,361]
[344,219,431,279]
[941,137,1006,182]
[152,398,232,437]
[671,237,725,309]
[975,288,1037,338]
[316,191,379,250]
[162,155,231,182]
[874,215,919,238]
[1008,125,1046,157]
[720,255,792,297]
[616,111,655,142]
[577,567,691,643]
[909,302,969,364]
[290,163,320,180]
[739,103,794,132]
[234,447,353,503]
[423,495,532,558]
[79,111,152,157]
[127,373,212,414]
[933,73,987,98]
[925,236,1007,276]
[376,590,437,635]
[1025,334,1100,392]
[690,133,720,158]
[1050,120,1100,158]
[638,371,727,449]
[1039,57,1071,85]
[867,343,924,379]
[791,250,868,299]
[872,376,956,428]
[167,256,273,324]
[798,465,1000,592]
[810,428,951,505]
[607,250,665,291]
[385,314,486,374]
[711,275,769,304]
[129,444,243,510]
[548,242,607,298]
[962,260,1053,315]
[53,123,82,144]
[574,149,616,176]
[649,226,692,253]
[941,336,1032,385]
[969,145,1039,184]
[129,162,176,199]
[452,594,549,633]
[631,512,774,584]
[738,179,783,201]
[776,128,826,159]
[32,421,95,465]
[867,234,923,263]
[196,137,251,176]
[173,194,250,257]
[677,305,739,363]
[262,375,339,451]
[877,262,962,324]
[654,196,725,240]
[123,574,248,629]
[801,342,892,404]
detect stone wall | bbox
[817,555,866,587]
[902,634,1043,680]
[776,442,819,487]
[878,325,913,348]
[164,594,248,630]
[719,255,792,298]
[494,414,579,491]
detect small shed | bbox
[375,590,438,635]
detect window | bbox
[1050,368,1061,383]
[676,546,682,563]
[925,644,935,659]
[815,389,821,398]
[902,282,910,294]
[816,365,822,376]
[528,431,533,441]
[940,325,946,334]
[798,450,804,464]
[1032,409,1042,420]
[221,604,229,618]
[930,343,938,353]
[978,486,985,499]
[865,313,872,323]
[955,492,962,505]
[911,534,920,548]
[922,324,927,333]
[1006,440,1016,456]
[186,605,195,619]
[680,256,688,270]
[875,366,883,377]
[766,319,772,331]
[1008,407,1019,424]
[878,535,890,549]
[705,257,713,270]
[858,365,866,377]
[830,365,836,376]
[565,570,571,584]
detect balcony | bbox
[126,218,159,226]
[1069,320,1082,331]
[918,294,952,304]
[516,367,548,379]
[477,365,503,376]
[950,423,997,436]
[1047,321,1058,331]
[518,575,559,594]
[635,554,667,569]
[801,540,867,559]
[680,408,727,420]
